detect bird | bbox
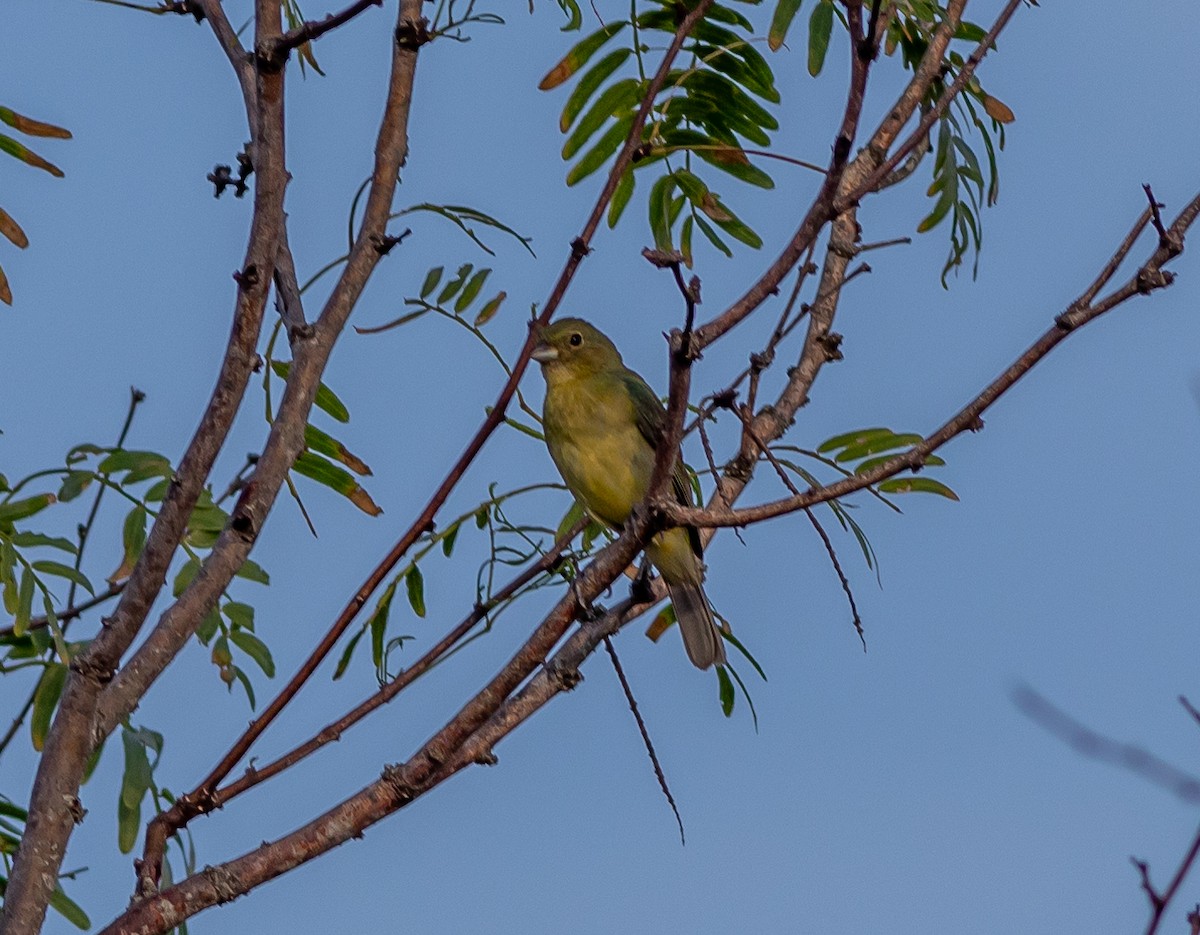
[531,317,726,669]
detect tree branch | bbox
[123,1,719,885]
[663,190,1200,531]
[0,5,289,929]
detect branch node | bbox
[816,331,844,362]
[1136,267,1173,294]
[372,228,412,256]
[569,236,592,260]
[546,659,583,692]
[69,653,115,686]
[233,264,260,290]
[208,146,253,199]
[67,796,86,825]
[642,247,685,268]
[394,17,431,50]
[473,750,499,767]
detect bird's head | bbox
[531,318,623,377]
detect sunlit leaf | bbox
[229,629,275,678]
[807,0,834,76]
[405,565,426,618]
[877,477,959,500]
[768,0,804,51]
[539,21,628,90]
[30,662,67,750]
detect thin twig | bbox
[603,636,685,845]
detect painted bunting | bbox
[532,318,726,669]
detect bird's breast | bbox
[544,377,655,529]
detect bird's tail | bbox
[666,581,727,670]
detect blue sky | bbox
[3,1,1200,932]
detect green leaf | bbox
[269,361,351,423]
[9,531,76,553]
[196,607,221,644]
[419,266,443,299]
[717,665,735,717]
[560,47,633,132]
[229,629,275,678]
[556,500,587,543]
[30,662,67,751]
[768,0,804,51]
[292,451,383,516]
[369,581,397,669]
[566,111,634,186]
[118,728,153,852]
[454,268,491,313]
[693,213,733,258]
[917,180,956,233]
[333,627,365,680]
[648,174,678,251]
[97,449,170,477]
[607,168,635,228]
[712,207,763,249]
[437,263,473,305]
[441,522,461,557]
[539,21,628,90]
[109,505,147,583]
[223,601,255,631]
[835,433,922,463]
[172,557,200,598]
[13,565,34,637]
[807,0,834,76]
[56,472,93,503]
[304,424,371,475]
[236,558,270,586]
[47,884,90,931]
[0,493,56,524]
[877,477,959,500]
[474,291,506,327]
[817,427,891,453]
[231,665,257,709]
[32,561,94,596]
[561,77,640,161]
[406,565,426,618]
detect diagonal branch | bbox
[0,6,289,932]
[661,190,1200,531]
[129,0,719,855]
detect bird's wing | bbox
[619,368,703,557]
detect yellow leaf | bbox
[645,605,676,643]
[982,94,1015,124]
[349,486,383,516]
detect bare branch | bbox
[663,190,1200,531]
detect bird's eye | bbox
[569,333,582,346]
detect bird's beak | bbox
[531,342,558,363]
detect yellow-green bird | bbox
[532,318,726,669]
